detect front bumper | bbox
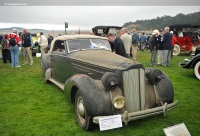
[93,101,178,125]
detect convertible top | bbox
[92,26,122,35]
[50,34,108,51]
[53,34,108,41]
[169,24,200,30]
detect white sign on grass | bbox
[163,123,191,136]
[99,115,122,131]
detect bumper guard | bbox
[93,101,178,125]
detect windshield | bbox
[67,38,111,52]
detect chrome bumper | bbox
[93,101,178,125]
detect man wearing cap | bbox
[8,28,21,68]
[150,29,159,66]
[162,27,173,67]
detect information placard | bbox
[99,115,122,131]
[163,123,191,136]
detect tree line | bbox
[123,11,200,31]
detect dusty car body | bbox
[41,34,178,131]
[169,24,200,56]
[180,46,200,80]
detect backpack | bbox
[9,34,17,46]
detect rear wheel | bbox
[194,61,200,80]
[75,91,94,131]
[173,44,180,56]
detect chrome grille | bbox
[123,68,145,112]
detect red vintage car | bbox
[169,24,200,55]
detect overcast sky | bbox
[0,6,199,30]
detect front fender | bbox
[182,54,200,69]
[64,74,112,116]
[155,72,174,104]
[145,69,175,109]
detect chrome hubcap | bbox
[77,97,85,122]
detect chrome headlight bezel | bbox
[112,95,126,109]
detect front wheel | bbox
[173,44,180,56]
[194,61,200,80]
[75,91,94,131]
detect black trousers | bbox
[2,49,11,63]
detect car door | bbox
[51,40,70,83]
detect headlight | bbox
[112,95,125,109]
[101,72,119,90]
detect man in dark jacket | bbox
[162,27,172,67]
[21,29,33,65]
[107,33,126,57]
[131,29,139,60]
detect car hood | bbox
[68,49,143,70]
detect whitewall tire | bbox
[173,44,180,56]
[194,61,200,80]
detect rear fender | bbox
[41,54,51,76]
[64,74,112,116]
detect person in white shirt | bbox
[120,27,132,58]
[37,32,48,55]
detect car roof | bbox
[53,34,108,41]
[92,26,123,35]
[50,34,109,51]
[92,26,123,30]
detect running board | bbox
[49,78,64,90]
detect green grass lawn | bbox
[0,51,199,136]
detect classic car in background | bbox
[169,24,200,56]
[31,33,41,55]
[92,26,122,37]
[41,35,178,131]
[92,25,125,52]
[180,46,200,80]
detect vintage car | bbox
[180,46,200,80]
[169,24,200,56]
[41,35,178,131]
[31,33,41,55]
[92,26,122,36]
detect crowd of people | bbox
[0,26,187,68]
[107,26,177,67]
[0,28,53,68]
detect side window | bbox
[67,39,92,52]
[52,40,65,52]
